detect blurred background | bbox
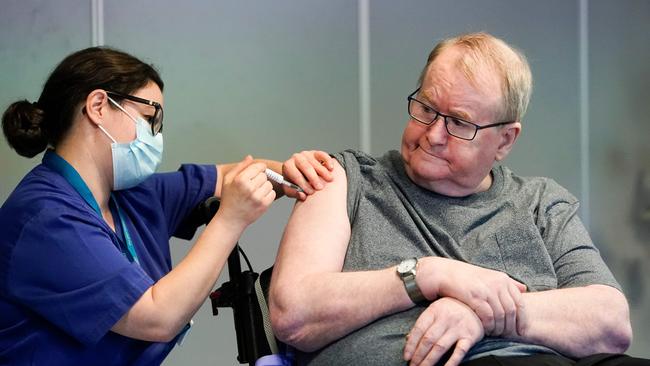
[1,0,648,364]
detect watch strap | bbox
[403,273,426,304]
[397,258,426,304]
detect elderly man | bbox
[270,32,642,366]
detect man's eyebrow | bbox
[448,108,472,121]
[419,90,439,108]
[420,90,472,121]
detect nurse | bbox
[0,47,333,365]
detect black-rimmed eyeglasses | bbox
[407,88,514,141]
[107,91,164,136]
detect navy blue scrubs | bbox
[0,151,216,365]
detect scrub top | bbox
[0,150,217,366]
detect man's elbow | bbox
[610,324,633,354]
[600,314,633,354]
[269,305,305,350]
[269,297,321,352]
[595,287,633,354]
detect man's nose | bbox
[426,114,448,143]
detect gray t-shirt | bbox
[296,150,620,365]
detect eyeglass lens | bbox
[151,108,163,135]
[408,98,476,140]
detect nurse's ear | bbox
[83,89,110,128]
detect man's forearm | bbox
[270,267,414,352]
[512,284,632,357]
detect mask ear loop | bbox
[107,96,140,124]
[97,124,118,144]
[100,96,141,144]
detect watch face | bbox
[397,258,417,273]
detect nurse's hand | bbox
[282,150,334,200]
[218,155,275,228]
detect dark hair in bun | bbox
[1,46,163,158]
[2,100,47,158]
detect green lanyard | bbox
[43,150,140,264]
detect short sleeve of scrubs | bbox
[7,206,154,346]
[147,164,217,239]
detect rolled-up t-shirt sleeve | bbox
[542,200,620,290]
[7,208,154,346]
[333,150,368,224]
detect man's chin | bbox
[405,164,448,186]
[410,147,450,166]
[412,154,449,173]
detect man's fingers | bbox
[284,155,315,194]
[409,315,446,365]
[281,151,335,195]
[494,288,517,336]
[293,155,324,191]
[443,339,472,366]
[312,160,333,182]
[312,151,335,178]
[472,301,496,335]
[415,333,454,366]
[513,279,527,293]
[404,308,435,361]
[515,291,528,337]
[503,282,523,336]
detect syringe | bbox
[265,169,304,193]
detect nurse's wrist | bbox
[208,211,249,235]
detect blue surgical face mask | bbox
[98,97,164,190]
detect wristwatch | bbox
[396,257,426,304]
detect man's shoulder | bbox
[332,149,399,171]
[498,165,578,205]
[332,149,376,167]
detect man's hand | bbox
[282,150,334,199]
[404,297,484,366]
[418,257,527,336]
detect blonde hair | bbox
[418,32,533,121]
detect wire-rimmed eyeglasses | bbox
[407,88,514,141]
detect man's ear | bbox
[84,89,110,127]
[495,122,521,161]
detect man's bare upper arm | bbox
[274,160,351,279]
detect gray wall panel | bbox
[103,0,358,167]
[0,0,91,199]
[589,0,650,357]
